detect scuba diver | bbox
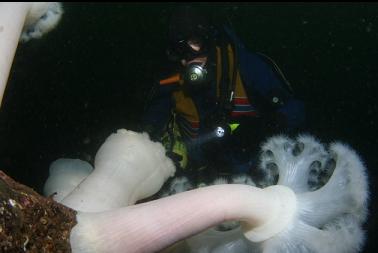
[141,5,306,181]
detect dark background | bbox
[0,3,377,252]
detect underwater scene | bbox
[0,3,377,253]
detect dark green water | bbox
[0,3,377,252]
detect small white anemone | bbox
[43,158,93,202]
[20,2,63,42]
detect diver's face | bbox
[181,56,207,67]
[180,40,208,67]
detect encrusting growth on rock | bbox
[0,170,77,253]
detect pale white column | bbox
[0,2,63,107]
[0,3,31,106]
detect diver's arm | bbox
[240,51,305,134]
